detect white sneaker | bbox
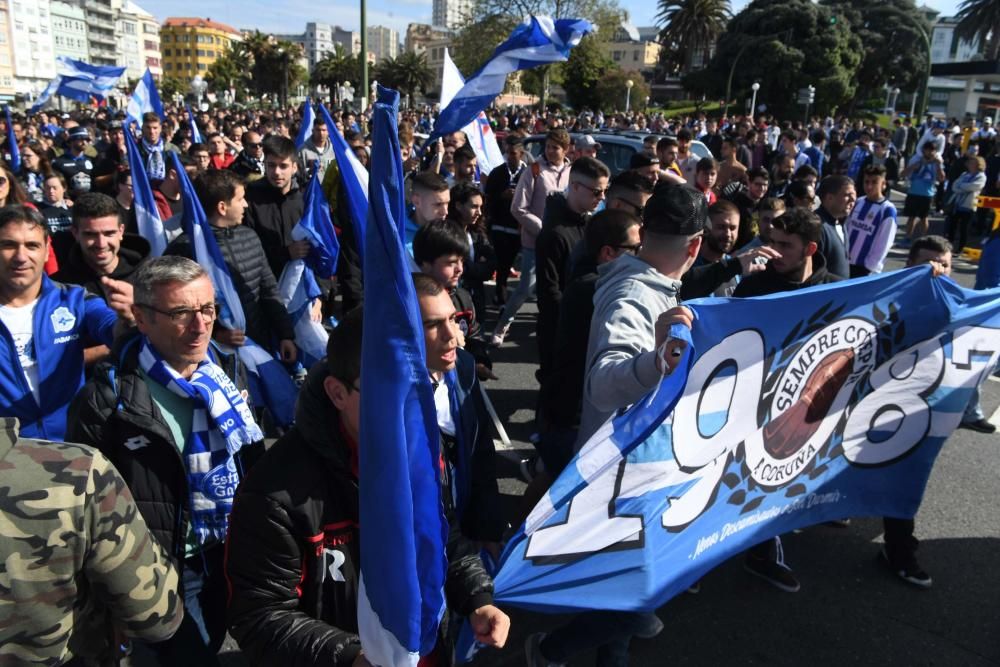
[490,325,510,347]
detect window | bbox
[145,40,157,50]
[633,51,638,61]
[163,47,170,55]
[184,48,191,56]
[197,49,205,56]
[185,62,192,69]
[165,61,172,69]
[206,49,213,57]
[182,34,189,42]
[197,62,206,70]
[613,50,621,61]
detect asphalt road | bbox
[218,201,1000,667]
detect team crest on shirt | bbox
[50,307,76,334]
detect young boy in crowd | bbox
[695,157,718,205]
[413,219,493,377]
[845,165,898,277]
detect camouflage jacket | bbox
[0,418,182,666]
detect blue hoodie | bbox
[0,276,117,440]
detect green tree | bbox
[695,0,862,118]
[656,0,731,73]
[206,50,248,100]
[159,76,185,101]
[955,0,1000,60]
[594,68,650,111]
[312,45,364,91]
[820,0,931,112]
[470,0,624,33]
[561,34,615,109]
[374,52,434,101]
[236,32,306,103]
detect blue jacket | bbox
[0,276,116,440]
[444,348,505,542]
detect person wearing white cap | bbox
[574,134,601,160]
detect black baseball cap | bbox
[643,183,708,236]
[629,151,660,169]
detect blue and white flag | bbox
[295,98,315,150]
[125,127,168,256]
[4,105,19,172]
[357,85,448,667]
[55,57,125,99]
[494,268,1000,612]
[171,151,298,428]
[428,16,593,145]
[126,69,165,124]
[319,103,368,258]
[441,49,504,178]
[187,105,204,144]
[277,165,339,366]
[30,78,62,113]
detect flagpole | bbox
[360,0,368,112]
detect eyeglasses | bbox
[137,303,218,325]
[613,243,642,255]
[573,182,608,197]
[245,142,262,149]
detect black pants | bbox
[883,517,917,562]
[490,230,520,303]
[947,209,975,253]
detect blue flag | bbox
[186,105,204,144]
[126,69,165,124]
[356,85,448,666]
[125,128,168,256]
[277,166,339,366]
[170,151,298,427]
[56,57,126,98]
[976,233,1000,290]
[319,103,368,259]
[294,98,315,150]
[427,16,593,145]
[494,269,1000,612]
[4,105,19,172]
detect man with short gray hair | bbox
[68,255,265,665]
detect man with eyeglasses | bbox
[68,255,265,665]
[535,156,610,381]
[229,130,266,182]
[52,126,97,199]
[0,205,134,442]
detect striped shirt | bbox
[845,196,898,273]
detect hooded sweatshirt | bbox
[578,253,682,444]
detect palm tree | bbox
[313,45,362,91]
[375,52,433,101]
[656,0,731,72]
[955,0,1000,60]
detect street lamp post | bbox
[190,75,207,111]
[750,82,760,119]
[884,83,893,114]
[625,79,634,114]
[890,87,901,115]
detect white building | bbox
[78,0,116,67]
[276,22,338,71]
[927,15,995,119]
[0,1,16,101]
[50,1,89,62]
[135,4,160,78]
[332,25,360,55]
[114,1,143,80]
[367,24,397,63]
[432,0,470,31]
[10,0,57,96]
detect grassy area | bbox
[648,101,723,117]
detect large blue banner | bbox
[494,268,1000,612]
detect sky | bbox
[136,0,964,43]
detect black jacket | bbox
[536,193,588,309]
[816,206,851,280]
[225,358,498,666]
[65,331,264,561]
[53,233,151,300]
[165,224,294,347]
[450,286,491,369]
[483,162,524,234]
[461,224,497,320]
[681,255,744,300]
[732,252,842,297]
[244,178,305,280]
[229,150,266,180]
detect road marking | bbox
[988,375,1000,384]
[990,404,1000,429]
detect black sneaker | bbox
[960,418,997,434]
[744,554,801,593]
[879,547,933,589]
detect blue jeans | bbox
[493,248,536,333]
[540,611,661,667]
[141,545,227,666]
[963,362,1000,423]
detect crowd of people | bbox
[0,97,998,667]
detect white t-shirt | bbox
[434,376,456,437]
[0,299,40,404]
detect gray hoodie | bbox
[577,253,682,444]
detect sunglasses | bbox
[573,182,607,197]
[613,243,642,255]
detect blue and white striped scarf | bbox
[138,337,263,546]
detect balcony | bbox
[89,31,115,46]
[84,0,113,16]
[86,16,114,31]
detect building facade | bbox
[331,25,360,55]
[601,23,661,75]
[137,5,160,78]
[276,22,338,71]
[50,1,89,62]
[10,0,57,96]
[160,17,241,84]
[81,0,116,67]
[0,1,15,101]
[367,24,397,63]
[431,0,470,31]
[927,14,990,118]
[405,23,450,56]
[114,3,142,80]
